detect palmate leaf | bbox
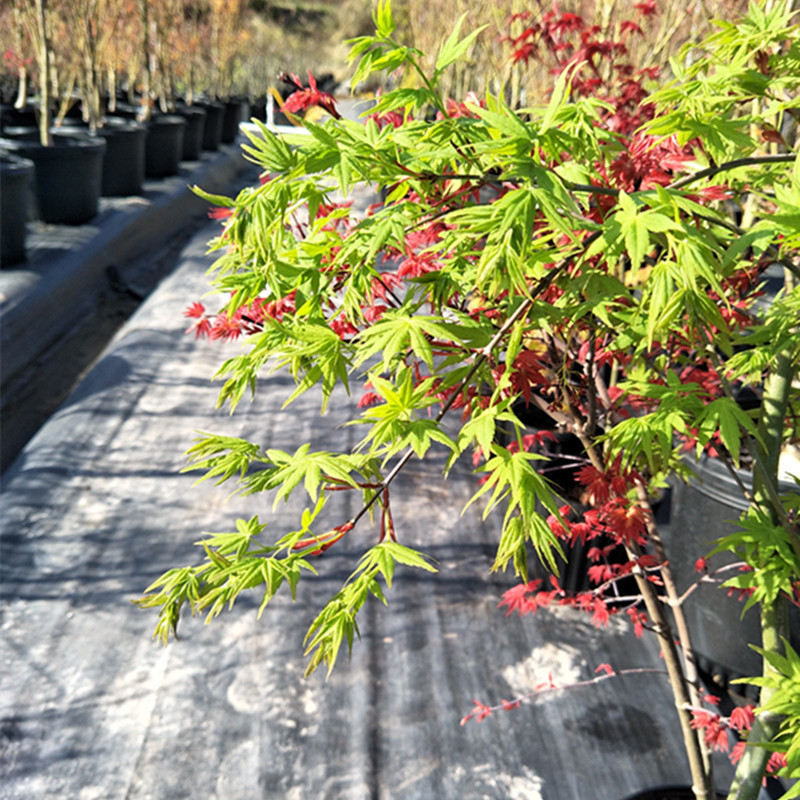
[238,121,297,172]
[612,191,684,275]
[368,87,435,116]
[134,567,206,645]
[373,0,395,37]
[354,312,466,373]
[448,402,515,469]
[240,445,366,506]
[183,433,263,484]
[471,100,535,140]
[303,542,437,676]
[133,514,323,644]
[434,14,487,74]
[351,371,456,459]
[380,541,438,573]
[540,59,582,133]
[716,528,798,616]
[277,322,352,411]
[389,419,455,460]
[695,396,760,467]
[601,407,689,475]
[464,446,565,577]
[198,515,274,559]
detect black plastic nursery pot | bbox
[144,114,185,178]
[174,105,206,160]
[197,100,224,151]
[0,153,34,267]
[621,787,724,800]
[1,133,106,225]
[54,119,147,197]
[96,118,147,196]
[221,98,248,143]
[109,101,140,120]
[0,104,38,134]
[667,453,800,683]
[249,96,266,122]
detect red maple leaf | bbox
[633,0,657,16]
[280,70,341,120]
[602,498,648,546]
[498,580,542,617]
[729,705,755,731]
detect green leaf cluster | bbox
[139,10,800,772]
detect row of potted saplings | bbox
[0,96,248,268]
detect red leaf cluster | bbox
[279,70,341,120]
[506,4,660,134]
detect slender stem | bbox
[139,0,152,121]
[726,342,796,800]
[564,414,713,797]
[383,153,797,195]
[667,154,796,191]
[584,333,598,438]
[675,563,748,608]
[466,666,676,719]
[636,484,714,781]
[628,538,714,800]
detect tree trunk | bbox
[13,1,29,108]
[139,0,152,121]
[35,0,52,146]
[726,344,795,799]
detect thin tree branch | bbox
[667,153,796,191]
[350,232,601,527]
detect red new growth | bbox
[280,71,341,120]
[729,705,755,731]
[183,302,212,339]
[460,699,493,725]
[208,206,233,221]
[291,522,354,556]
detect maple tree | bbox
[54,0,130,130]
[136,2,800,798]
[0,0,35,107]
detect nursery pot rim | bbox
[1,133,107,155]
[683,450,797,513]
[620,785,726,800]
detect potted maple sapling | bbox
[0,0,35,121]
[132,0,185,177]
[206,0,249,143]
[52,0,148,197]
[167,1,208,162]
[0,0,106,224]
[135,2,800,799]
[0,3,35,265]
